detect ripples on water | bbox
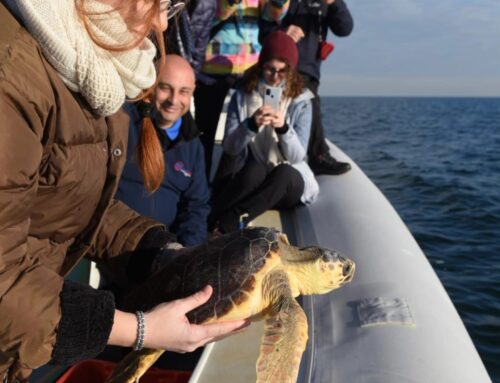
[323,97,500,382]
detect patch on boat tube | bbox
[357,297,415,327]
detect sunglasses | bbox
[263,66,288,77]
[160,0,186,19]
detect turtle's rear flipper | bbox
[256,277,308,383]
[105,348,164,383]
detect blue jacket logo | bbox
[174,161,192,177]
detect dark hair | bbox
[243,60,304,99]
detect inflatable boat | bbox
[32,110,492,383]
[189,140,492,383]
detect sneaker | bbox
[310,154,351,175]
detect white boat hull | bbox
[191,142,491,383]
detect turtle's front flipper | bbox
[256,271,308,383]
[105,349,164,383]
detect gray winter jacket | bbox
[221,87,319,204]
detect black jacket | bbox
[260,0,353,81]
[188,0,217,76]
[162,0,216,77]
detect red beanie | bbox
[259,31,299,69]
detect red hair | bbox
[76,0,168,192]
[75,0,165,52]
[136,98,165,193]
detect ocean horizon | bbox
[321,95,500,99]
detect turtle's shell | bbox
[124,227,283,323]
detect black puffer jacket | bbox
[188,0,217,76]
[260,0,353,81]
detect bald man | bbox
[116,55,210,247]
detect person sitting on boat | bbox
[260,0,354,176]
[209,31,319,233]
[193,0,291,178]
[116,55,210,247]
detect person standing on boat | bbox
[209,31,319,233]
[116,55,210,247]
[260,0,354,175]
[193,0,291,179]
[0,1,248,381]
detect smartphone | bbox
[263,86,282,112]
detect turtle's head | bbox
[293,247,355,295]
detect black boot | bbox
[310,153,351,175]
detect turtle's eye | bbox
[343,260,353,277]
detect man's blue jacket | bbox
[116,104,210,247]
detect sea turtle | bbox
[106,226,355,383]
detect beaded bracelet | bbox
[134,311,145,351]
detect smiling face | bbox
[262,59,289,87]
[153,55,195,128]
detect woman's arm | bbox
[87,199,166,285]
[0,79,65,368]
[109,286,249,352]
[276,99,312,163]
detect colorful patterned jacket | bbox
[202,0,290,76]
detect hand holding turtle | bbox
[108,286,249,355]
[142,285,250,352]
[106,228,355,383]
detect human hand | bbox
[286,25,305,43]
[269,109,286,129]
[143,285,250,352]
[253,105,276,126]
[324,0,335,4]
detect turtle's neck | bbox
[285,264,315,296]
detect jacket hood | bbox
[292,88,315,105]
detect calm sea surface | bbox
[322,97,500,382]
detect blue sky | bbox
[319,0,500,96]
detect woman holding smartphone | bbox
[0,1,248,381]
[209,31,319,234]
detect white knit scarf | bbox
[11,0,157,116]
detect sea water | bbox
[323,97,500,382]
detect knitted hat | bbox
[259,31,298,69]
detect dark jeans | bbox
[301,74,330,159]
[194,76,238,179]
[209,161,304,233]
